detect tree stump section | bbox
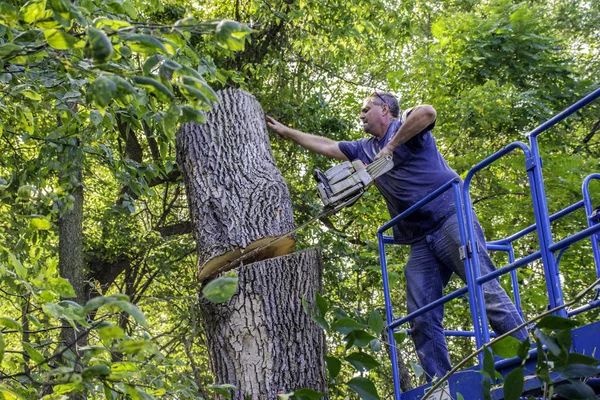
[200,249,326,398]
[177,88,326,398]
[177,89,296,281]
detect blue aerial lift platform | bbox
[378,88,600,399]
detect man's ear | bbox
[382,103,390,115]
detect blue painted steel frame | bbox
[378,87,600,399]
[582,174,600,281]
[462,141,534,346]
[378,178,477,400]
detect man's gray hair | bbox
[370,92,400,118]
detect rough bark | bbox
[177,88,326,398]
[176,88,296,280]
[58,147,86,400]
[200,248,326,399]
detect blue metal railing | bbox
[379,87,600,399]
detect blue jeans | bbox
[405,212,528,381]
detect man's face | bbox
[359,97,387,136]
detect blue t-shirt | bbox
[338,112,460,244]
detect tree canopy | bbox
[0,0,599,398]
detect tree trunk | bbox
[177,88,296,281]
[176,88,326,398]
[58,143,86,400]
[200,248,326,398]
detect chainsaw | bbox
[314,154,394,216]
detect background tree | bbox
[1,0,599,398]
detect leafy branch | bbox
[422,277,600,400]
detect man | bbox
[266,93,528,380]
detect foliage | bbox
[482,316,600,400]
[1,0,599,398]
[0,0,248,398]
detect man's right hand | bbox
[266,115,290,139]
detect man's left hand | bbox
[375,146,393,160]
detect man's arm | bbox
[375,105,437,159]
[266,116,348,160]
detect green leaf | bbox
[30,217,51,230]
[23,342,49,370]
[554,379,596,399]
[162,103,181,140]
[107,75,135,99]
[331,317,364,335]
[81,364,111,379]
[0,318,22,332]
[535,315,580,330]
[20,90,42,101]
[202,276,238,303]
[90,109,103,126]
[98,325,125,343]
[368,310,384,334]
[142,54,164,76]
[0,44,23,58]
[410,361,424,378]
[86,76,117,108]
[301,296,310,315]
[8,252,27,278]
[180,75,218,102]
[180,106,206,124]
[132,76,174,103]
[14,29,43,44]
[53,382,82,395]
[533,328,561,356]
[215,20,252,51]
[84,27,113,63]
[345,352,379,371]
[491,335,521,359]
[83,294,128,313]
[0,385,25,400]
[111,300,148,328]
[315,292,328,317]
[393,329,407,345]
[567,353,600,365]
[210,384,236,399]
[21,0,51,24]
[325,356,341,378]
[0,3,19,27]
[517,337,531,360]
[503,367,524,400]
[46,276,76,298]
[482,346,496,380]
[123,34,169,55]
[348,330,376,348]
[177,65,205,81]
[291,388,326,400]
[554,364,600,378]
[45,29,81,50]
[346,377,380,400]
[111,362,139,375]
[369,338,381,352]
[93,17,131,30]
[311,315,329,331]
[180,84,211,105]
[117,339,154,355]
[54,301,86,323]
